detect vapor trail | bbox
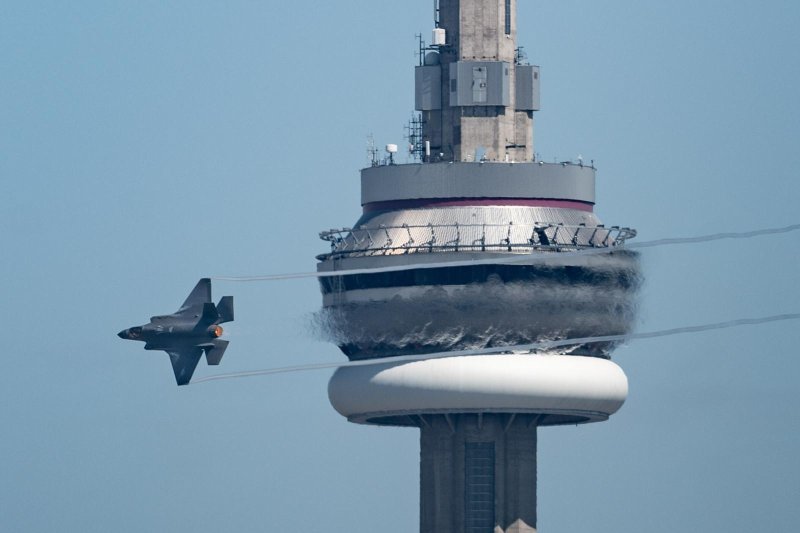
[210,223,800,282]
[629,223,800,249]
[190,313,800,385]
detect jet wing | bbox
[178,278,212,311]
[167,347,203,386]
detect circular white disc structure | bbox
[328,354,628,426]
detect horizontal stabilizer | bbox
[167,348,203,386]
[216,296,234,323]
[180,278,212,310]
[205,340,229,365]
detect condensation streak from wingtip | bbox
[209,223,800,282]
[196,224,800,383]
[630,223,800,248]
[189,313,800,385]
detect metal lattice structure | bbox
[318,222,636,259]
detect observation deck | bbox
[318,222,636,261]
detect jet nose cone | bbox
[119,326,142,340]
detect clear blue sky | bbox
[2,1,799,531]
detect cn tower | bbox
[316,1,640,531]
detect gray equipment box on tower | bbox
[515,64,540,111]
[415,65,442,111]
[449,61,510,107]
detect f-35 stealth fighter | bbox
[118,278,234,385]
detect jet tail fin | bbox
[216,296,234,323]
[201,302,219,321]
[180,278,212,310]
[205,340,229,365]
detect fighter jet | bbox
[118,278,234,385]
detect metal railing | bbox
[318,222,636,260]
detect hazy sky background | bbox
[2,1,799,531]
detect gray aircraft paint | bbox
[118,278,234,385]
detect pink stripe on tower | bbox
[362,197,594,213]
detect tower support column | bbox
[419,413,538,533]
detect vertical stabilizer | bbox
[216,296,234,323]
[180,278,212,309]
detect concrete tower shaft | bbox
[317,2,639,532]
[440,0,517,62]
[420,414,537,533]
[418,0,538,162]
